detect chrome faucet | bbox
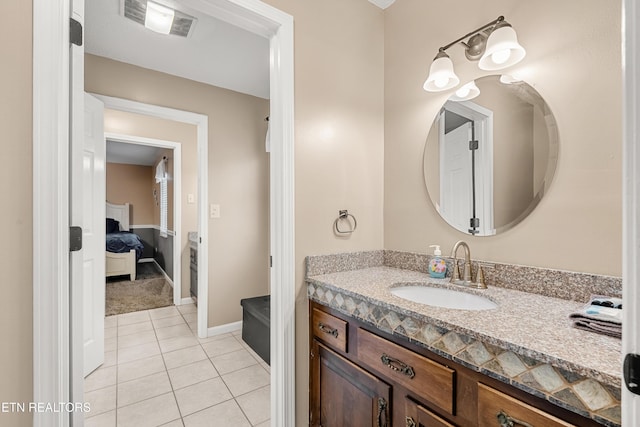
[450,240,487,289]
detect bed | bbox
[106,202,144,281]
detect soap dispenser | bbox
[428,245,447,278]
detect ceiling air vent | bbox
[121,0,197,38]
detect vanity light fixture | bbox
[145,1,175,34]
[423,16,526,92]
[450,81,481,101]
[499,74,523,84]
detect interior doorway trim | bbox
[33,1,295,426]
[104,132,183,306]
[96,95,209,339]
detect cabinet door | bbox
[405,397,456,427]
[311,340,391,427]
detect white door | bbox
[82,94,106,377]
[623,0,640,424]
[440,121,473,232]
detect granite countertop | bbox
[307,266,621,387]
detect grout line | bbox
[89,305,270,426]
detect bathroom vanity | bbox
[306,251,621,427]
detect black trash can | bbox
[240,295,270,365]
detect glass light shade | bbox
[450,81,480,101]
[145,1,175,34]
[478,26,526,70]
[499,74,522,84]
[423,55,460,92]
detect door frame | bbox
[32,1,295,426]
[104,131,184,307]
[100,97,206,333]
[623,0,640,424]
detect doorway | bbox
[104,132,184,310]
[32,1,295,426]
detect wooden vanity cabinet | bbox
[309,302,602,427]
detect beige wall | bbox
[0,2,33,425]
[106,162,155,225]
[384,0,621,276]
[477,81,534,228]
[87,54,271,327]
[102,106,198,308]
[261,1,385,424]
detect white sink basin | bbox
[391,285,498,311]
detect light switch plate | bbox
[187,193,195,204]
[210,204,220,218]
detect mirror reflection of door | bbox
[440,118,472,232]
[438,101,494,235]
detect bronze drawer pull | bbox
[380,353,416,378]
[377,397,388,427]
[318,322,339,338]
[405,416,417,427]
[496,410,534,427]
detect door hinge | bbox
[310,350,315,359]
[469,140,479,150]
[270,255,273,267]
[69,226,83,252]
[624,353,640,395]
[70,18,83,46]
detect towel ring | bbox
[334,210,357,234]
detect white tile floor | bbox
[84,304,271,427]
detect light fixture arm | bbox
[436,16,505,55]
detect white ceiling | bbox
[89,1,390,165]
[86,0,270,164]
[106,140,165,166]
[84,0,271,100]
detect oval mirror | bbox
[424,75,558,236]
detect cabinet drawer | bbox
[357,328,455,414]
[478,383,576,427]
[405,397,456,427]
[312,308,348,352]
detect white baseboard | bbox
[180,297,195,305]
[208,321,242,337]
[139,259,174,289]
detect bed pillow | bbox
[106,218,120,234]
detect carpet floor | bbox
[106,263,173,316]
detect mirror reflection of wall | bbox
[424,75,559,236]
